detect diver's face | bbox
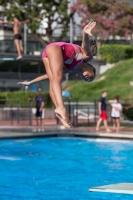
[82,70,93,81]
[14,17,18,22]
[79,63,94,82]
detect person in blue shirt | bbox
[34,91,44,126]
[96,91,111,132]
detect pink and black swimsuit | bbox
[42,42,86,70]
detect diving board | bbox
[0,57,15,61]
[0,53,41,61]
[89,183,133,194]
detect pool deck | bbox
[0,124,132,140]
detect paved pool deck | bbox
[0,124,132,140]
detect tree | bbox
[0,0,5,5]
[71,0,133,44]
[2,0,74,44]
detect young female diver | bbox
[18,22,96,128]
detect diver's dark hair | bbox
[14,15,20,21]
[90,44,97,56]
[86,63,96,82]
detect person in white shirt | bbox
[109,96,122,133]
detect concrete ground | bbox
[0,120,132,140]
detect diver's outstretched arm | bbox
[21,19,30,24]
[82,22,96,61]
[17,74,48,85]
[0,20,14,25]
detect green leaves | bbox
[75,0,133,39]
[2,0,72,43]
[63,59,133,99]
[123,107,133,121]
[0,91,53,108]
[99,45,133,63]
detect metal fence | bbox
[65,98,133,126]
[0,98,132,127]
[65,99,109,126]
[0,99,56,126]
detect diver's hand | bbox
[17,81,30,85]
[83,22,96,36]
[0,20,4,23]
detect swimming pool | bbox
[0,137,133,200]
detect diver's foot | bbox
[56,113,72,128]
[16,56,23,60]
[55,107,72,128]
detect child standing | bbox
[109,96,122,133]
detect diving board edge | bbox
[89,188,133,194]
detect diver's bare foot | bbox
[55,107,68,119]
[16,56,22,60]
[55,107,72,128]
[56,113,72,128]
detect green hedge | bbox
[123,108,133,121]
[99,44,133,63]
[122,104,133,121]
[0,91,53,108]
[0,96,6,105]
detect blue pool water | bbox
[0,137,133,200]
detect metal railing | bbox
[0,98,132,127]
[64,98,133,126]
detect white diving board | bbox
[0,58,15,61]
[89,183,133,194]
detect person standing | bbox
[35,91,44,126]
[0,15,29,59]
[96,91,111,132]
[109,96,122,133]
[18,22,97,128]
